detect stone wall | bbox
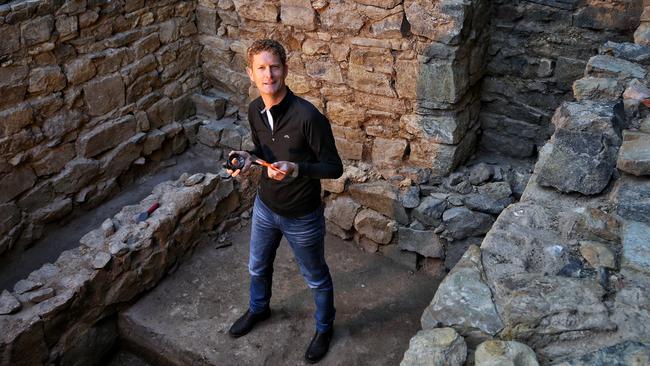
[0,0,202,260]
[0,172,241,366]
[197,0,490,178]
[480,0,643,158]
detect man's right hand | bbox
[226,151,253,177]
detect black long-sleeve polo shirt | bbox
[247,88,343,218]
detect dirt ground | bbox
[112,222,440,366]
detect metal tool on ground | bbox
[224,153,286,175]
[135,202,160,222]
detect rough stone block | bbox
[347,64,395,97]
[622,221,650,275]
[0,23,20,54]
[101,133,145,177]
[413,196,447,227]
[32,143,76,177]
[442,207,494,240]
[133,33,161,60]
[585,55,646,80]
[280,0,316,30]
[324,195,360,231]
[334,137,363,161]
[617,130,650,176]
[192,93,226,119]
[405,0,464,45]
[372,137,407,167]
[305,58,344,84]
[410,127,478,177]
[474,340,538,366]
[142,129,166,155]
[538,129,618,195]
[599,41,650,66]
[417,59,469,104]
[326,100,365,128]
[553,342,650,366]
[349,181,409,224]
[42,110,83,140]
[83,74,125,116]
[398,228,444,258]
[21,15,53,46]
[401,328,466,366]
[55,14,78,40]
[78,115,137,158]
[64,57,96,85]
[0,65,28,109]
[0,102,33,138]
[0,165,37,203]
[0,202,21,235]
[421,245,503,335]
[573,77,625,102]
[158,19,180,44]
[635,22,650,46]
[574,2,643,31]
[395,59,418,99]
[51,158,101,194]
[369,12,403,39]
[197,5,219,34]
[320,1,363,33]
[146,97,174,129]
[28,66,66,95]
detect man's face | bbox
[247,51,288,100]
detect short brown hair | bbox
[247,39,287,67]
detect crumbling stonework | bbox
[481,0,642,158]
[403,9,650,366]
[0,172,240,366]
[198,0,490,178]
[0,0,202,260]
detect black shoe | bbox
[228,308,271,338]
[304,328,333,364]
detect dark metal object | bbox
[224,153,246,171]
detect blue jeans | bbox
[248,195,335,333]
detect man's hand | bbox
[268,161,296,181]
[226,151,252,177]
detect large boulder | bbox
[536,101,623,195]
[421,245,504,336]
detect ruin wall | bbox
[0,0,202,260]
[480,0,643,157]
[197,0,490,179]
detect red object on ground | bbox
[136,202,160,222]
[641,99,650,108]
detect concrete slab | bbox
[118,223,440,365]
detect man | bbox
[226,39,343,364]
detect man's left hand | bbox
[268,161,296,181]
